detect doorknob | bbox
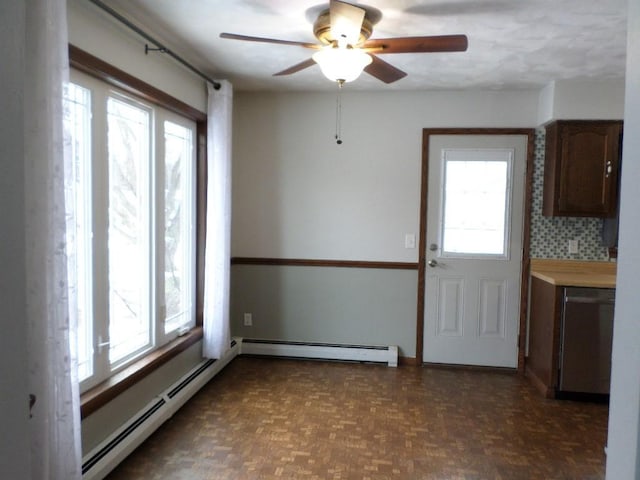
[428,259,438,267]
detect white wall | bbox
[606,0,640,476]
[230,89,539,357]
[0,2,31,477]
[537,82,556,125]
[232,89,539,262]
[537,79,625,124]
[67,0,206,111]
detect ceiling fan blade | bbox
[362,35,468,53]
[273,58,317,76]
[220,32,319,49]
[364,55,407,84]
[330,0,365,45]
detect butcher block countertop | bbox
[530,259,617,288]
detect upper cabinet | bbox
[543,120,623,217]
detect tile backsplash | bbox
[529,128,611,261]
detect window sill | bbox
[80,326,203,419]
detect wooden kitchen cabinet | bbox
[543,120,623,217]
[527,276,563,398]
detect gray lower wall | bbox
[230,265,418,358]
[81,341,204,454]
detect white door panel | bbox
[423,135,527,368]
[435,277,464,336]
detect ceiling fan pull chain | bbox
[335,82,342,144]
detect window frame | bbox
[70,45,207,418]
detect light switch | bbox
[405,233,416,249]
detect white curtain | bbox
[24,0,82,478]
[203,80,233,359]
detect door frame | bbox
[416,128,535,373]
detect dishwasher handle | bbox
[565,295,615,305]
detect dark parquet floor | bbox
[106,356,608,480]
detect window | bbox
[65,71,197,392]
[440,148,513,258]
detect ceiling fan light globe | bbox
[312,47,372,83]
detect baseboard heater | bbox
[238,338,398,367]
[82,339,240,480]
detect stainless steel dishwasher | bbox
[558,287,615,396]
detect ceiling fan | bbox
[219,0,468,84]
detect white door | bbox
[423,135,527,368]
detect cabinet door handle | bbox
[606,160,612,178]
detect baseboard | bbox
[424,362,517,374]
[525,364,556,398]
[399,356,420,366]
[238,338,398,367]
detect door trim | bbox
[416,128,535,373]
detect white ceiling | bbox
[102,0,628,92]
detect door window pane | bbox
[441,149,512,257]
[64,82,93,382]
[107,97,151,365]
[163,120,195,333]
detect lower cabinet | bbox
[526,276,563,398]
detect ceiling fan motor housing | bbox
[313,9,373,45]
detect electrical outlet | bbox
[568,239,579,254]
[243,313,253,326]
